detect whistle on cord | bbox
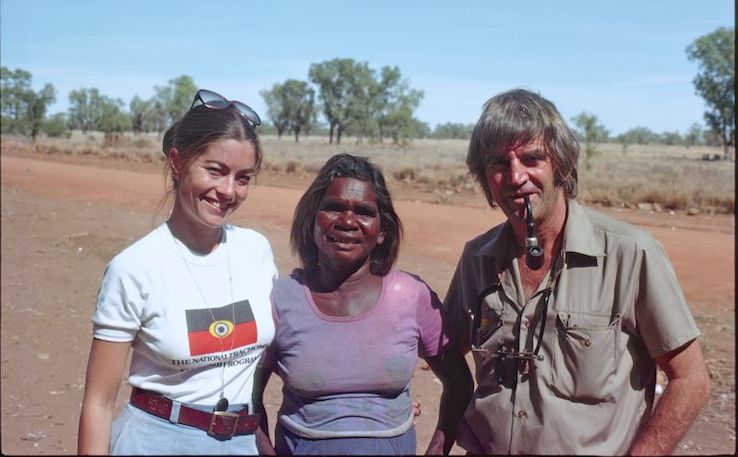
[524,195,544,268]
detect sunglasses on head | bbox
[190,89,261,128]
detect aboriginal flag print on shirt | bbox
[185,300,257,356]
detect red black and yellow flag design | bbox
[185,300,257,356]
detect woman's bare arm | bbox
[78,339,131,455]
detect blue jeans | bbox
[110,403,258,455]
[275,421,417,455]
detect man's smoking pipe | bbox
[524,195,544,269]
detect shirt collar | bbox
[474,200,605,260]
[475,221,515,262]
[563,200,605,257]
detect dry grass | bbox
[2,133,734,214]
[578,144,735,214]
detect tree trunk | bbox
[724,144,734,160]
[722,123,733,160]
[329,123,336,144]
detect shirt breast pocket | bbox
[548,310,621,403]
[477,293,505,344]
[472,295,507,394]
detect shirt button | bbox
[517,410,527,418]
[584,338,592,347]
[522,317,530,328]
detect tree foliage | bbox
[616,126,658,145]
[68,88,101,133]
[571,112,609,169]
[260,84,289,138]
[260,79,316,141]
[96,96,130,145]
[284,80,316,142]
[308,58,425,145]
[659,131,684,146]
[1,67,32,130]
[372,66,425,146]
[42,112,69,138]
[431,122,475,139]
[6,62,731,151]
[1,67,56,140]
[686,27,735,158]
[68,87,129,141]
[129,96,157,135]
[684,123,703,147]
[152,75,197,134]
[26,84,56,141]
[309,58,374,144]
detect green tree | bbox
[702,129,722,147]
[260,84,290,138]
[96,96,130,146]
[309,59,425,145]
[411,119,431,139]
[571,112,609,169]
[309,58,374,144]
[659,131,684,146]
[129,95,156,135]
[617,126,657,145]
[1,67,56,139]
[432,122,475,139]
[68,88,102,133]
[67,87,131,142]
[43,112,69,138]
[686,27,735,159]
[684,123,704,147]
[260,79,316,141]
[283,80,316,142]
[372,66,425,146]
[152,75,197,134]
[1,67,32,132]
[26,84,56,141]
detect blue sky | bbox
[1,0,733,135]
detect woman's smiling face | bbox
[170,138,257,234]
[313,177,385,270]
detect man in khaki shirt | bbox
[443,88,710,455]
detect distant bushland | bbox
[1,133,733,216]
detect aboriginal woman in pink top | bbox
[256,154,473,455]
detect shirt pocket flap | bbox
[557,311,617,331]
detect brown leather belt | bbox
[129,387,260,438]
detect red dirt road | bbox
[1,154,734,454]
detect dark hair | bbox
[290,154,402,276]
[467,88,579,207]
[156,103,263,217]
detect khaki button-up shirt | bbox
[445,200,700,455]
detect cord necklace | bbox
[171,225,236,412]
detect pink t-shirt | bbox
[269,269,449,438]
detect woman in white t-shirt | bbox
[78,89,277,455]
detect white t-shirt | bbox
[92,223,277,407]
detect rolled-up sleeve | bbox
[91,258,145,342]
